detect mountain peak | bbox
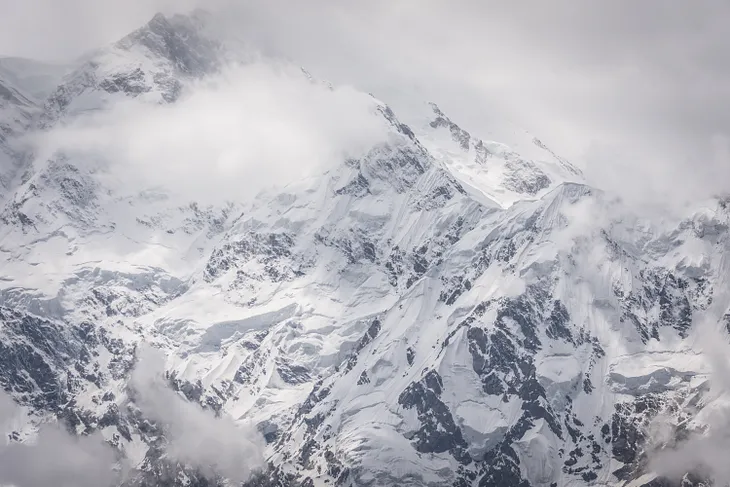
[117,10,220,76]
[38,11,223,127]
[399,101,583,207]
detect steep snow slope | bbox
[0,11,728,487]
[400,101,583,208]
[257,185,725,487]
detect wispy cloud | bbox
[0,344,266,487]
[648,276,730,485]
[128,343,265,483]
[4,1,730,212]
[0,391,120,487]
[30,62,388,204]
[648,331,730,484]
[204,0,730,212]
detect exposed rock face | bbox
[0,10,728,487]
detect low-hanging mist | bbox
[28,61,389,205]
[0,392,120,487]
[129,343,266,483]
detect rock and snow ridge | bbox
[0,10,728,487]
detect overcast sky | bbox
[1,0,728,208]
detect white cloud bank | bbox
[648,331,730,484]
[649,276,730,485]
[30,61,389,205]
[3,1,730,213]
[129,343,265,483]
[0,392,120,487]
[0,343,266,487]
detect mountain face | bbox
[1,11,729,487]
[39,11,221,129]
[0,71,37,195]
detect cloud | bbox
[648,278,730,485]
[3,1,730,212]
[201,1,730,210]
[0,391,17,427]
[648,330,730,485]
[31,61,389,204]
[129,343,265,483]
[0,0,200,61]
[0,391,120,487]
[0,345,264,487]
[581,135,730,217]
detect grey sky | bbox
[1,0,728,207]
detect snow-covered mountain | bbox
[1,11,728,487]
[39,11,222,128]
